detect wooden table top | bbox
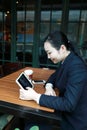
[0,67,56,113]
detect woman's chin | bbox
[53,61,58,64]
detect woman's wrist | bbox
[45,83,53,89]
[34,93,41,104]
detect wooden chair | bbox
[0,62,23,129]
[0,114,14,130]
[2,62,22,77]
[0,65,4,77]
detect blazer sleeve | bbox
[39,61,87,112]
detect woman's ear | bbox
[60,44,66,50]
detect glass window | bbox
[41,11,50,21]
[83,23,87,41]
[81,10,87,21]
[52,11,62,22]
[17,10,35,65]
[79,22,87,43]
[26,11,35,21]
[0,12,3,39]
[51,23,61,32]
[68,9,87,61]
[17,11,25,22]
[69,10,80,21]
[68,23,79,42]
[40,23,50,40]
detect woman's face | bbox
[44,41,69,64]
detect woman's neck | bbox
[62,50,71,64]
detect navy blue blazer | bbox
[39,52,87,130]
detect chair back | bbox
[2,62,22,76]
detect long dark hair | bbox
[44,31,75,52]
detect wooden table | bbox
[0,67,61,125]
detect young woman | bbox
[19,31,87,130]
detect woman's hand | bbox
[44,83,56,96]
[19,87,41,103]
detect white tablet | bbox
[16,72,34,90]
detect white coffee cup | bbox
[24,69,33,79]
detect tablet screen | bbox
[16,73,33,89]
